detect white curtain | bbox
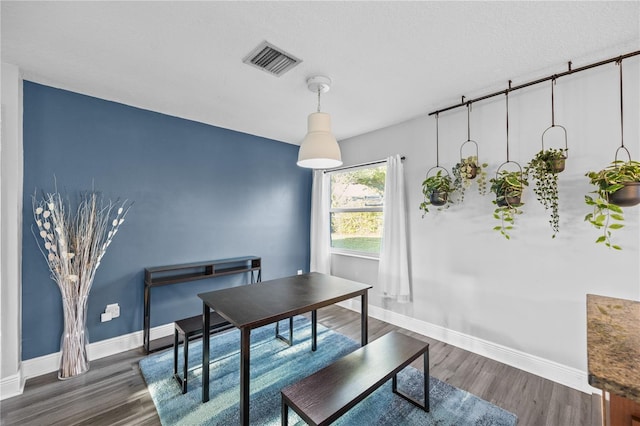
[378,154,411,302]
[310,169,331,274]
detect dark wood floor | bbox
[1,305,599,425]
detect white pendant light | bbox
[297,76,342,169]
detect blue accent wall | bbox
[21,81,312,360]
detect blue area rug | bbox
[139,316,517,425]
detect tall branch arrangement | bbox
[32,187,130,378]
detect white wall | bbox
[334,59,640,390]
[1,62,24,398]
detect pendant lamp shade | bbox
[297,75,342,169]
[297,112,342,169]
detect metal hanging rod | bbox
[324,156,405,173]
[428,50,640,117]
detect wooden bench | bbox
[174,311,295,394]
[281,331,429,425]
[173,310,233,393]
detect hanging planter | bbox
[586,148,640,250]
[491,164,528,239]
[490,88,528,239]
[452,102,488,203]
[585,60,640,250]
[421,166,453,211]
[420,113,454,216]
[525,78,569,238]
[609,180,640,206]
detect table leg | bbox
[311,309,317,351]
[202,302,210,403]
[424,349,430,412]
[281,397,288,426]
[240,327,251,426]
[143,285,150,353]
[361,291,368,346]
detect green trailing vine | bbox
[524,148,567,238]
[419,170,454,217]
[585,160,640,249]
[452,156,488,203]
[490,170,528,239]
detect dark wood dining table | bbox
[198,272,372,426]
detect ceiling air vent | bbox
[243,41,301,77]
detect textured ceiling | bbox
[2,1,639,145]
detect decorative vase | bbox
[609,182,640,207]
[59,295,90,379]
[430,191,448,206]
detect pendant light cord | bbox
[317,87,321,113]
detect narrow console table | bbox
[143,256,261,353]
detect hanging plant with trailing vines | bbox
[420,113,455,217]
[585,159,640,250]
[452,103,488,203]
[584,60,640,250]
[524,78,569,238]
[420,169,454,216]
[525,148,567,238]
[453,155,488,203]
[490,170,528,239]
[490,87,529,240]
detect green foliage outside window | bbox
[331,211,382,235]
[331,167,385,208]
[330,165,386,253]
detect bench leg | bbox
[173,328,188,394]
[173,329,178,376]
[424,349,429,412]
[182,335,189,394]
[392,349,430,412]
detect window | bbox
[329,164,386,256]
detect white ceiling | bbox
[2,1,639,145]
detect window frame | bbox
[327,163,386,258]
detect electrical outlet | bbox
[106,303,120,318]
[297,269,303,275]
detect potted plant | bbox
[452,155,488,203]
[525,148,567,238]
[420,169,453,216]
[585,159,640,249]
[490,170,528,239]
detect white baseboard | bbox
[20,323,175,384]
[337,300,601,395]
[11,305,602,399]
[0,371,25,400]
